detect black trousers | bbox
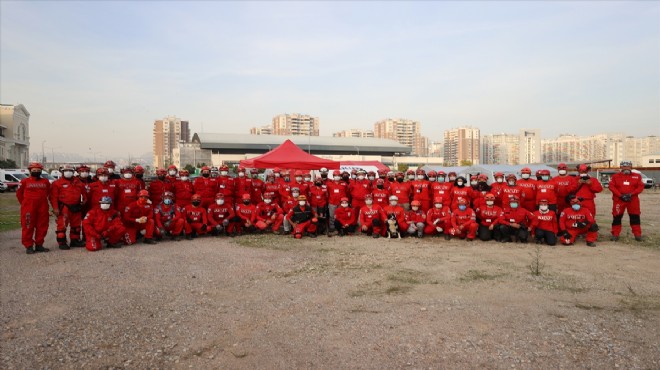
[534,228,557,246]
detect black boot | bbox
[143,238,157,245]
[35,245,50,253]
[26,246,35,255]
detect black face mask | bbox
[388,177,395,182]
[321,174,327,179]
[192,201,201,206]
[243,200,250,205]
[136,174,143,179]
[377,185,384,189]
[315,182,322,186]
[158,175,165,180]
[31,171,42,178]
[396,178,404,183]
[342,176,350,181]
[202,173,210,178]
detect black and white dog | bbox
[386,213,401,239]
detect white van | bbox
[0,169,29,192]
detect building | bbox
[444,126,480,166]
[428,141,443,157]
[272,113,319,136]
[0,104,30,168]
[641,153,660,168]
[373,118,428,156]
[249,125,273,135]
[153,116,190,169]
[541,133,628,165]
[481,133,519,165]
[172,142,212,169]
[623,135,660,167]
[519,129,541,164]
[333,129,374,138]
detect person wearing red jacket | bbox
[498,196,533,243]
[334,197,356,236]
[17,162,51,254]
[216,165,236,208]
[499,174,525,211]
[389,172,412,211]
[133,165,147,190]
[517,167,537,212]
[424,197,451,238]
[148,168,173,207]
[554,163,578,213]
[262,174,280,205]
[207,193,238,236]
[327,173,349,232]
[82,196,127,251]
[123,190,157,245]
[51,165,87,249]
[103,160,121,181]
[174,169,195,207]
[572,164,603,216]
[431,171,453,207]
[411,169,432,212]
[449,198,478,241]
[153,192,185,241]
[371,179,390,208]
[115,167,142,214]
[559,197,598,247]
[471,174,491,211]
[255,194,284,233]
[182,194,209,238]
[608,161,646,241]
[534,170,560,214]
[234,193,257,235]
[475,193,503,242]
[309,179,329,234]
[233,167,253,202]
[286,195,318,239]
[281,188,300,234]
[289,170,310,199]
[449,176,473,210]
[530,199,558,246]
[382,195,407,236]
[404,200,426,238]
[350,169,372,213]
[166,165,179,184]
[358,194,385,238]
[489,172,506,207]
[89,168,118,210]
[194,166,219,209]
[249,169,265,205]
[76,164,94,224]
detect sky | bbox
[1,1,659,160]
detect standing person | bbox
[82,196,127,251]
[262,174,280,205]
[489,172,506,207]
[207,193,237,236]
[349,169,372,213]
[193,166,219,209]
[424,197,451,238]
[358,194,386,238]
[234,167,253,203]
[498,196,533,243]
[173,170,194,207]
[148,168,173,207]
[498,174,524,211]
[608,160,646,241]
[334,197,356,236]
[448,198,478,242]
[115,167,141,214]
[216,165,236,208]
[517,167,537,212]
[411,169,432,213]
[530,199,558,246]
[89,168,118,209]
[326,172,349,232]
[133,165,147,190]
[104,160,121,181]
[122,190,158,245]
[535,170,560,214]
[309,178,329,234]
[250,169,264,205]
[389,172,412,211]
[554,163,578,214]
[449,176,473,210]
[50,165,87,249]
[166,165,179,183]
[286,195,318,239]
[17,162,51,254]
[559,197,598,247]
[431,171,453,207]
[475,193,502,242]
[573,164,603,216]
[371,178,390,208]
[255,194,284,234]
[153,192,185,241]
[182,194,209,239]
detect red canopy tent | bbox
[239,139,341,170]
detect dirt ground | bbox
[1,191,659,369]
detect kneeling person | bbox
[286,195,318,239]
[83,196,127,251]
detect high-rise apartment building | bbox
[444,126,480,166]
[0,104,30,168]
[333,129,374,138]
[541,133,628,165]
[622,135,660,166]
[272,113,319,136]
[519,129,541,164]
[374,118,428,156]
[153,116,190,169]
[250,125,273,135]
[481,133,519,165]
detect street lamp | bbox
[41,140,46,163]
[354,146,360,157]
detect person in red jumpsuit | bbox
[517,167,537,212]
[498,196,533,243]
[17,162,51,254]
[431,171,453,207]
[449,198,478,241]
[234,167,254,203]
[358,194,385,238]
[153,191,185,241]
[281,187,300,234]
[133,165,147,190]
[194,166,219,209]
[173,169,194,207]
[404,200,426,238]
[334,197,356,236]
[309,178,329,234]
[573,164,603,216]
[255,194,284,233]
[250,169,264,205]
[104,160,121,181]
[82,196,127,251]
[554,163,578,214]
[216,165,236,208]
[350,169,372,214]
[608,160,646,241]
[89,168,118,210]
[371,178,390,208]
[498,174,524,211]
[182,194,209,239]
[411,169,432,212]
[286,195,318,239]
[389,172,412,211]
[471,174,491,211]
[327,172,349,232]
[534,170,560,214]
[489,172,506,207]
[51,164,87,249]
[166,165,179,183]
[475,193,502,242]
[290,170,310,199]
[207,193,237,236]
[382,195,407,237]
[530,198,558,246]
[115,167,142,214]
[262,173,281,206]
[123,190,157,245]
[234,193,257,235]
[148,168,173,206]
[76,164,94,224]
[449,176,473,210]
[559,197,598,247]
[424,197,452,238]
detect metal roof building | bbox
[192,133,412,156]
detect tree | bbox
[397,163,409,172]
[184,164,196,173]
[459,160,473,167]
[0,159,17,169]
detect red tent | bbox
[240,140,340,170]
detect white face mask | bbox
[181,176,189,181]
[98,176,108,182]
[521,174,530,179]
[412,206,419,211]
[100,203,111,210]
[274,173,281,178]
[457,181,464,186]
[334,176,341,181]
[168,170,177,176]
[107,168,114,174]
[264,199,272,204]
[123,173,133,179]
[470,181,478,186]
[558,170,567,175]
[449,176,456,181]
[389,201,398,206]
[539,205,549,211]
[216,199,224,205]
[63,171,74,179]
[408,175,415,180]
[417,175,425,180]
[508,181,516,186]
[357,175,365,181]
[368,176,375,181]
[428,177,436,182]
[435,203,442,209]
[220,171,228,176]
[80,172,89,178]
[294,176,301,182]
[496,178,503,183]
[304,177,311,182]
[341,203,349,208]
[238,172,245,178]
[292,193,300,198]
[365,200,373,205]
[580,173,588,178]
[486,201,494,206]
[298,201,306,206]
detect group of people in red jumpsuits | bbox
[16,160,646,254]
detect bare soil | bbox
[1,191,659,369]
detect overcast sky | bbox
[1,1,659,159]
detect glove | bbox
[159,228,166,235]
[436,226,443,233]
[576,221,588,228]
[620,194,632,202]
[561,230,571,239]
[201,224,208,232]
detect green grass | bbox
[459,269,506,283]
[0,192,21,232]
[232,234,296,251]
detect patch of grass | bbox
[0,193,21,232]
[387,269,429,285]
[534,273,588,293]
[385,285,413,295]
[575,302,604,311]
[459,269,506,283]
[233,234,295,250]
[619,296,660,312]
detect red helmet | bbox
[416,169,425,175]
[215,192,224,199]
[521,167,531,174]
[577,164,590,173]
[485,193,496,201]
[457,197,468,205]
[535,170,542,176]
[411,200,421,207]
[395,171,404,178]
[201,166,210,172]
[351,169,358,174]
[506,174,517,181]
[557,163,568,170]
[156,168,167,176]
[191,194,202,201]
[241,193,251,201]
[376,178,385,185]
[237,166,246,173]
[294,170,303,176]
[273,167,281,173]
[508,195,520,202]
[220,165,229,171]
[138,190,149,198]
[406,169,415,175]
[378,169,388,176]
[437,171,446,177]
[470,175,477,180]
[540,169,551,176]
[163,191,174,199]
[570,197,581,205]
[364,194,373,200]
[262,193,272,200]
[427,170,437,177]
[60,164,75,172]
[367,171,376,176]
[448,171,457,177]
[340,197,349,202]
[27,162,44,170]
[433,197,443,204]
[179,169,189,176]
[290,187,300,193]
[168,165,178,171]
[121,166,134,174]
[77,164,90,172]
[477,174,488,181]
[96,167,109,176]
[494,172,504,178]
[538,198,549,204]
[134,165,145,174]
[103,160,116,168]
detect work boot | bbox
[143,238,157,245]
[59,244,70,250]
[186,234,193,240]
[309,233,317,238]
[586,242,596,247]
[610,235,619,242]
[634,236,643,242]
[34,245,50,253]
[70,240,84,248]
[373,233,380,239]
[444,234,451,241]
[26,246,35,255]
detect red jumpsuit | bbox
[424,206,452,235]
[404,208,426,236]
[475,205,503,240]
[490,182,505,207]
[371,188,390,208]
[411,180,432,212]
[82,208,127,251]
[517,179,537,212]
[235,203,257,232]
[255,202,284,232]
[50,177,87,246]
[498,207,533,242]
[431,182,453,206]
[115,178,142,214]
[208,202,237,234]
[334,206,357,231]
[553,175,578,213]
[559,207,597,245]
[382,204,407,235]
[183,204,209,236]
[122,199,155,243]
[289,181,310,199]
[89,180,118,210]
[17,176,51,249]
[153,203,185,238]
[216,176,236,207]
[173,179,194,207]
[148,179,174,207]
[193,176,219,209]
[286,205,318,237]
[573,177,604,216]
[350,179,372,212]
[609,171,645,238]
[449,186,473,210]
[449,208,478,239]
[498,185,524,211]
[263,181,281,206]
[389,181,412,208]
[250,178,265,205]
[358,205,385,235]
[531,210,558,245]
[327,181,349,204]
[535,180,559,207]
[234,177,254,202]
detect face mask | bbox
[164,199,173,205]
[458,205,467,211]
[412,206,419,211]
[508,181,516,186]
[580,174,588,178]
[98,176,108,182]
[388,177,395,182]
[321,174,327,179]
[351,174,356,179]
[510,203,519,209]
[31,171,42,178]
[63,171,74,179]
[367,176,374,181]
[408,175,415,180]
[334,176,341,181]
[80,172,89,179]
[342,176,350,181]
[470,181,477,186]
[295,176,303,182]
[100,203,111,210]
[435,204,442,209]
[238,172,245,178]
[274,173,281,178]
[243,200,251,205]
[365,200,373,205]
[389,201,398,206]
[486,201,494,206]
[438,177,445,183]
[292,193,300,198]
[123,173,133,179]
[304,177,311,182]
[168,170,177,176]
[181,176,189,181]
[158,175,166,180]
[558,170,567,175]
[428,177,436,182]
[192,201,201,206]
[357,175,365,181]
[542,176,550,181]
[202,173,210,178]
[136,174,143,179]
[377,185,384,189]
[341,203,349,208]
[298,201,306,206]
[623,170,631,175]
[539,205,548,211]
[457,181,464,186]
[417,175,425,180]
[220,171,228,176]
[315,182,322,186]
[521,174,530,179]
[449,176,457,181]
[107,168,114,174]
[572,204,581,211]
[396,178,404,183]
[264,199,271,204]
[496,178,503,183]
